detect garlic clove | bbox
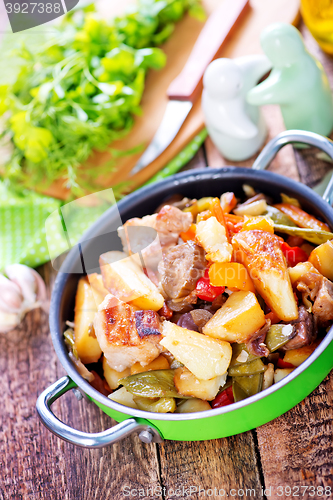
[0,310,22,333]
[0,274,24,313]
[5,264,47,305]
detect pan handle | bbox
[36,376,163,448]
[252,130,333,205]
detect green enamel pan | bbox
[37,130,333,447]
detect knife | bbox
[129,0,250,176]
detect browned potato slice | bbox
[74,274,108,364]
[108,387,138,409]
[100,251,164,311]
[274,368,295,383]
[103,356,130,390]
[309,240,333,281]
[160,321,232,380]
[283,340,320,367]
[174,367,226,400]
[203,291,266,343]
[232,230,298,321]
[130,355,170,375]
[176,399,211,413]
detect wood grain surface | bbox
[1,21,333,500]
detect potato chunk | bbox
[74,274,108,364]
[196,216,233,262]
[274,368,294,383]
[176,399,211,413]
[202,291,266,343]
[103,356,130,390]
[174,367,227,400]
[100,252,164,311]
[309,240,333,281]
[130,355,170,375]
[160,321,232,380]
[283,340,320,367]
[232,230,298,321]
[108,387,138,409]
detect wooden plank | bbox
[0,262,163,500]
[157,433,264,499]
[255,373,333,500]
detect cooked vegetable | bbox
[208,262,255,292]
[196,217,233,262]
[211,197,230,240]
[265,206,296,226]
[64,329,95,382]
[234,199,268,216]
[103,356,131,390]
[180,224,196,242]
[211,385,234,408]
[288,261,321,285]
[202,291,266,343]
[241,216,274,233]
[220,192,237,214]
[130,354,170,374]
[195,268,225,301]
[265,324,295,352]
[228,358,266,377]
[233,373,263,397]
[283,340,320,367]
[176,399,211,413]
[74,275,107,364]
[232,380,248,402]
[161,321,232,380]
[274,368,295,383]
[120,369,180,398]
[232,231,298,321]
[133,396,176,412]
[273,224,333,245]
[174,367,226,400]
[281,242,308,267]
[274,204,330,232]
[308,240,333,280]
[108,387,139,409]
[262,363,274,390]
[229,343,257,367]
[280,193,301,207]
[100,253,164,310]
[0,0,203,195]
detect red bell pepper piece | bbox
[277,357,294,369]
[195,269,225,301]
[281,242,308,267]
[211,386,234,408]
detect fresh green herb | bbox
[0,0,204,197]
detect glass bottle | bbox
[301,0,333,54]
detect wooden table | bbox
[1,22,333,500]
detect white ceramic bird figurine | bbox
[202,55,271,161]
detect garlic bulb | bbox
[0,264,47,333]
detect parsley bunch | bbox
[0,0,204,197]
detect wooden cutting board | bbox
[41,0,300,199]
